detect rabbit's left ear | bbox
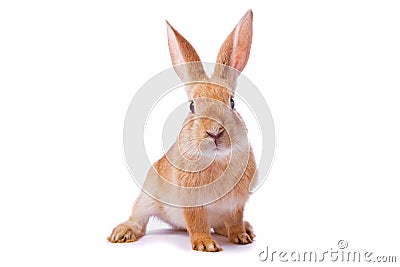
[214,10,253,84]
[166,21,206,84]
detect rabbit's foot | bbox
[191,234,222,252]
[191,236,222,252]
[229,232,253,244]
[214,220,255,242]
[107,221,145,243]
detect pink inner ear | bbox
[231,11,253,72]
[166,21,205,83]
[167,24,185,67]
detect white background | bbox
[0,0,399,266]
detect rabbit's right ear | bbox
[166,21,206,85]
[213,10,253,88]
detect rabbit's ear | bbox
[214,10,253,83]
[166,21,206,84]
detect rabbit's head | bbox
[166,10,253,164]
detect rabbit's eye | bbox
[230,97,235,109]
[189,101,195,113]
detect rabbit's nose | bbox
[206,128,224,140]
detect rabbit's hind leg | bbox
[108,193,155,243]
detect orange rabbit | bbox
[108,10,257,252]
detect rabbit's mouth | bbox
[213,142,231,155]
[207,134,232,156]
[197,139,230,158]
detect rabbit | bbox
[108,10,257,252]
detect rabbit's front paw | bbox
[191,238,222,252]
[244,220,256,240]
[229,232,253,244]
[107,223,141,243]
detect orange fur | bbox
[108,10,256,252]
